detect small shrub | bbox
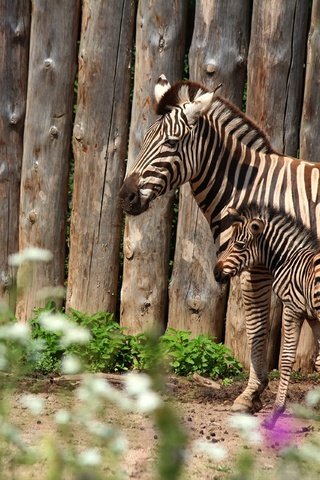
[29,308,242,380]
[160,328,242,379]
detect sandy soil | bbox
[8,374,320,479]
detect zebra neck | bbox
[190,99,268,237]
[257,219,316,288]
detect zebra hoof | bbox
[231,398,254,413]
[231,395,263,414]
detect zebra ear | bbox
[184,92,214,124]
[227,207,244,224]
[248,219,264,235]
[154,74,171,104]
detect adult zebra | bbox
[119,75,320,413]
[214,205,320,426]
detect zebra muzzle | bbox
[214,264,230,284]
[119,173,150,215]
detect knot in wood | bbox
[9,113,18,125]
[187,296,203,314]
[49,126,59,139]
[74,124,84,141]
[205,63,216,74]
[14,26,23,39]
[124,240,134,260]
[28,210,37,224]
[44,58,53,69]
[33,161,39,171]
[159,36,165,50]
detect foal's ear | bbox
[248,219,264,235]
[227,207,244,225]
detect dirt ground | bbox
[9,374,320,479]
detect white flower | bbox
[306,389,320,407]
[60,326,91,347]
[0,356,7,370]
[194,439,227,461]
[86,421,113,439]
[61,354,81,374]
[0,344,7,370]
[123,372,162,413]
[54,409,71,425]
[229,413,262,444]
[78,448,102,467]
[77,377,119,404]
[298,443,320,464]
[0,422,25,448]
[20,394,44,415]
[39,312,70,332]
[39,313,91,346]
[86,377,114,397]
[9,247,53,266]
[36,286,65,301]
[124,372,152,396]
[0,322,30,344]
[135,390,162,413]
[110,434,129,454]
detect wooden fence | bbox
[1,0,320,372]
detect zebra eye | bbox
[164,139,178,148]
[234,241,245,248]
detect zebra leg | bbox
[263,307,302,429]
[306,318,320,372]
[231,268,272,413]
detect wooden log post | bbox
[295,0,320,372]
[226,0,309,369]
[120,0,187,334]
[168,0,251,338]
[16,1,80,320]
[66,0,136,314]
[0,1,30,306]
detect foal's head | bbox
[214,208,265,283]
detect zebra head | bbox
[119,75,214,215]
[214,208,265,283]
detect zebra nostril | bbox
[214,265,230,284]
[214,265,222,282]
[128,192,138,204]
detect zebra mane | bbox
[156,80,276,154]
[237,204,320,251]
[156,80,209,115]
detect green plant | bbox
[29,308,243,381]
[160,328,242,380]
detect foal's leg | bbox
[306,318,320,372]
[264,307,302,428]
[231,268,272,413]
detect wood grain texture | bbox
[66,0,136,314]
[0,1,30,300]
[246,0,309,155]
[168,0,251,339]
[17,0,80,320]
[120,0,187,334]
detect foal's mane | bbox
[238,204,320,251]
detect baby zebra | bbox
[214,205,320,427]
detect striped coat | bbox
[214,205,320,426]
[120,75,320,414]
